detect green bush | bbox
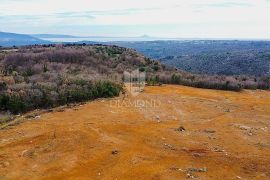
[23,68,34,77]
[0,80,123,114]
[0,95,27,114]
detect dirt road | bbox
[1,85,270,179]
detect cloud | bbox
[193,2,252,9]
[0,0,270,38]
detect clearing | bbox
[0,85,270,179]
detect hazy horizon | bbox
[1,0,270,39]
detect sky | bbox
[0,0,270,39]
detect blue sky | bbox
[0,0,270,39]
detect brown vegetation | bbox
[0,44,269,114]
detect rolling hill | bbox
[0,32,50,47]
[113,41,270,76]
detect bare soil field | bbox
[0,85,270,179]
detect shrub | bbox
[0,82,7,91]
[0,95,27,114]
[23,68,34,77]
[0,80,123,114]
[152,65,159,71]
[43,64,48,72]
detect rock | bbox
[35,115,41,119]
[1,161,10,168]
[247,131,253,136]
[46,109,54,113]
[204,129,216,133]
[25,115,36,119]
[186,173,197,179]
[57,109,65,112]
[260,127,268,132]
[176,126,186,132]
[235,124,251,131]
[155,115,160,120]
[192,153,204,157]
[170,167,184,171]
[187,167,208,173]
[112,150,119,155]
[164,143,176,150]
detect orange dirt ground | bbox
[0,85,270,179]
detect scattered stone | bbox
[192,153,204,158]
[46,109,54,113]
[171,166,207,178]
[204,129,216,133]
[73,108,79,111]
[186,173,197,179]
[234,124,251,131]
[57,109,65,112]
[247,131,253,136]
[67,104,73,108]
[1,161,10,168]
[212,147,225,153]
[233,124,258,136]
[111,150,119,155]
[35,115,41,119]
[170,167,184,172]
[260,127,268,132]
[25,115,36,119]
[164,143,176,151]
[208,136,216,140]
[176,126,186,132]
[25,114,41,120]
[187,167,208,173]
[22,149,37,159]
[224,109,230,112]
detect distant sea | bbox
[41,37,270,43]
[41,37,164,42]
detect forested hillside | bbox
[114,40,270,76]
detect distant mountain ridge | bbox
[1,32,270,76]
[31,34,80,39]
[0,32,50,47]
